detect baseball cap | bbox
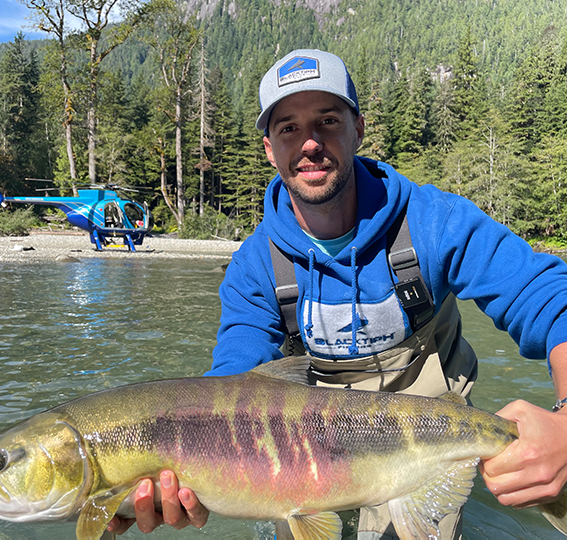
[256,49,359,131]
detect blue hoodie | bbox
[209,157,567,376]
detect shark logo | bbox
[278,56,320,87]
[338,315,369,334]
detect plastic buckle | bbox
[388,247,418,271]
[275,284,298,305]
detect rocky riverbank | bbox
[0,231,241,263]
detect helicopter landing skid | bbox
[92,231,138,252]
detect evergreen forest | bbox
[2,0,567,243]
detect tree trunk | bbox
[87,39,98,183]
[61,54,78,196]
[159,138,181,223]
[199,44,206,216]
[175,88,184,224]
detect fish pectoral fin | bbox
[275,520,295,539]
[388,458,479,540]
[287,511,342,539]
[540,488,567,536]
[76,486,136,540]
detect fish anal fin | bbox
[540,489,567,536]
[388,458,478,540]
[438,391,467,406]
[76,486,136,540]
[288,510,342,539]
[251,356,311,385]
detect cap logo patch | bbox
[278,56,320,87]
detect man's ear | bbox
[263,136,277,168]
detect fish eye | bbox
[0,450,7,472]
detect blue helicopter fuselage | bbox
[0,189,153,251]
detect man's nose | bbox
[301,131,323,154]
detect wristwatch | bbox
[552,397,567,412]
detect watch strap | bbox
[552,397,567,412]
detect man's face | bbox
[263,91,364,206]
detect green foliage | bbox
[179,204,246,240]
[0,33,49,181]
[5,1,567,240]
[0,208,40,236]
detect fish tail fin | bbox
[540,490,567,536]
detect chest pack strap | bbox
[269,207,435,340]
[269,239,300,338]
[387,204,435,331]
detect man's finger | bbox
[160,470,191,529]
[134,479,164,533]
[107,516,136,535]
[180,488,209,528]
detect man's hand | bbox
[480,399,567,508]
[106,470,209,534]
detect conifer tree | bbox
[358,82,387,161]
[144,2,201,225]
[0,33,45,183]
[452,27,486,137]
[97,70,134,185]
[66,0,155,182]
[209,66,238,213]
[354,46,371,110]
[431,78,458,154]
[195,41,214,216]
[24,0,79,189]
[223,58,272,229]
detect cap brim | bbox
[256,88,359,131]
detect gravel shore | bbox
[0,231,241,263]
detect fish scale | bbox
[0,356,565,540]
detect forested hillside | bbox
[1,0,567,242]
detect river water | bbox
[0,257,562,539]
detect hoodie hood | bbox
[262,156,412,264]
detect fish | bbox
[0,356,565,540]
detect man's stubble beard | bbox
[284,153,356,207]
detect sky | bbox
[0,0,46,43]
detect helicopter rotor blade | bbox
[25,178,55,183]
[103,184,154,193]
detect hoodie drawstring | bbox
[304,249,315,338]
[348,246,359,355]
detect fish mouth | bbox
[0,481,11,504]
[0,473,84,522]
[0,481,35,522]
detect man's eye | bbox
[281,126,294,133]
[322,118,337,125]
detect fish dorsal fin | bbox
[388,458,479,539]
[287,511,342,539]
[540,489,567,536]
[251,355,311,385]
[438,391,467,405]
[76,486,136,540]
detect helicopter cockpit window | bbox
[124,203,145,228]
[104,203,123,228]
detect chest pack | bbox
[269,203,435,343]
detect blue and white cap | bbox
[256,49,359,131]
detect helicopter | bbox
[0,180,154,252]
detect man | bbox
[110,49,567,538]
